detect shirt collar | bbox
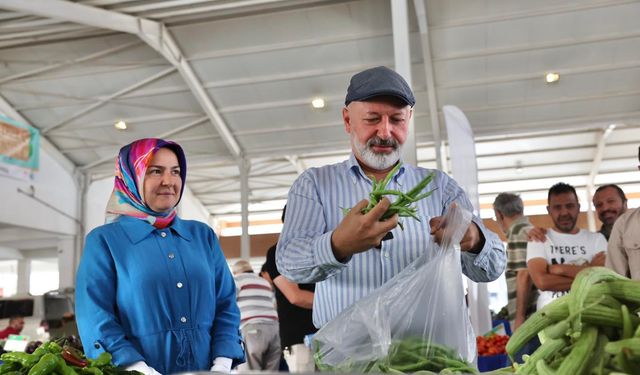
[346,153,406,186]
[169,215,192,241]
[118,215,192,244]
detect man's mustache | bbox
[367,137,398,148]
[600,209,617,215]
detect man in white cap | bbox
[276,66,506,328]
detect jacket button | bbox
[168,253,175,259]
[180,316,187,323]
[160,232,167,238]
[177,282,183,288]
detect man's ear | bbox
[546,206,551,215]
[342,107,351,133]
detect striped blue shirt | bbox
[276,154,505,328]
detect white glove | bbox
[125,361,162,375]
[210,357,232,373]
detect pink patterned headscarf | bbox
[105,138,187,229]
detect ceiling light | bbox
[545,72,560,83]
[114,120,127,130]
[311,98,325,109]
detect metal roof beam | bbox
[50,113,204,134]
[204,194,289,208]
[440,59,640,90]
[77,115,208,171]
[0,40,144,85]
[0,0,242,158]
[42,66,177,134]
[429,0,635,30]
[0,0,141,34]
[284,155,306,174]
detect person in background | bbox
[276,66,505,330]
[232,260,281,372]
[492,193,536,332]
[260,263,274,288]
[606,146,640,279]
[528,184,627,242]
[76,138,244,375]
[264,206,317,372]
[526,183,607,310]
[592,184,627,240]
[0,316,25,339]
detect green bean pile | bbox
[504,267,640,374]
[343,162,436,230]
[315,337,477,374]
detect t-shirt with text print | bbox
[526,228,607,310]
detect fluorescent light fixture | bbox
[114,120,127,130]
[545,72,560,83]
[311,98,325,109]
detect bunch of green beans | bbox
[343,163,436,230]
[314,337,476,374]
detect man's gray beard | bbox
[352,133,402,170]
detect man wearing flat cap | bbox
[276,66,505,328]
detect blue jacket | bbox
[76,216,244,374]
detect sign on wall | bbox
[0,114,40,180]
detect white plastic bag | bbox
[313,203,476,371]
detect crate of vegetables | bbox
[476,334,510,372]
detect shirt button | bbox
[168,253,175,259]
[160,232,167,238]
[177,282,183,288]
[180,316,187,323]
[384,252,390,258]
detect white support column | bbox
[391,0,416,165]
[57,237,76,289]
[413,0,443,170]
[74,171,88,282]
[586,124,616,231]
[239,158,251,259]
[16,259,30,294]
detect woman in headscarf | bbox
[76,138,244,374]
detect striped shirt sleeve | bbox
[276,171,349,283]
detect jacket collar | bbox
[118,215,192,244]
